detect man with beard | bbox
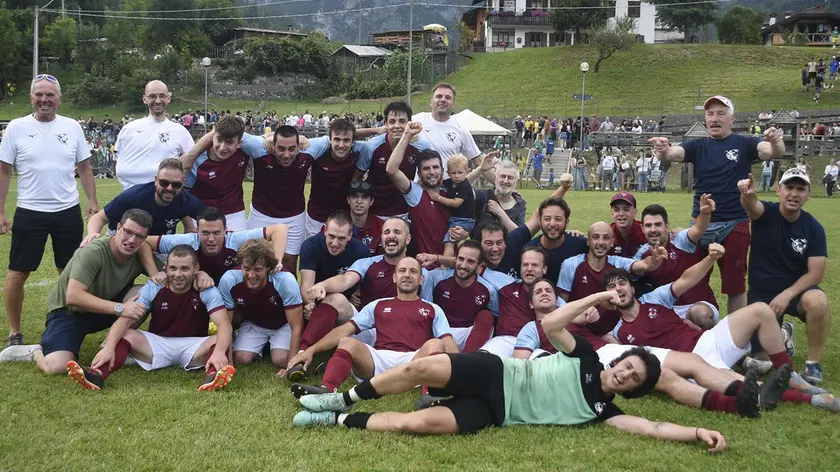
[82,159,205,246]
[421,241,498,353]
[0,210,160,373]
[740,169,829,384]
[145,207,288,284]
[288,257,456,409]
[220,239,303,375]
[557,221,666,337]
[525,198,588,284]
[246,126,322,272]
[466,159,528,235]
[649,96,785,315]
[346,181,384,255]
[179,115,267,231]
[114,81,195,190]
[0,75,98,346]
[386,122,452,256]
[357,102,433,220]
[299,210,370,322]
[285,218,414,379]
[634,196,718,330]
[608,191,647,257]
[64,245,235,392]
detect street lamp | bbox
[579,61,589,150]
[201,57,211,133]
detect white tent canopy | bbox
[453,109,512,136]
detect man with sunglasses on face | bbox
[113,80,195,191]
[82,159,206,248]
[0,74,98,347]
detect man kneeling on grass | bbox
[66,245,235,392]
[291,292,728,453]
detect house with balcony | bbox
[761,6,840,46]
[482,0,682,52]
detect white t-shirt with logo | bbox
[412,112,482,178]
[114,115,195,190]
[0,114,90,212]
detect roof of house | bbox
[332,45,394,57]
[762,6,840,32]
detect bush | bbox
[64,73,120,107]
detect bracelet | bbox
[695,427,700,440]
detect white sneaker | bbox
[0,344,42,362]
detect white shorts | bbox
[451,327,474,351]
[353,344,417,380]
[674,301,720,324]
[596,344,671,370]
[691,316,749,369]
[529,348,552,360]
[375,213,409,222]
[305,212,325,239]
[135,331,210,371]
[232,321,292,354]
[480,335,516,358]
[247,205,305,255]
[189,210,247,233]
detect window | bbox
[492,29,515,46]
[628,0,641,18]
[503,0,515,11]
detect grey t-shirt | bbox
[472,188,527,237]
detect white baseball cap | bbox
[704,95,734,114]
[779,167,810,185]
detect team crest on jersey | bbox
[507,268,518,277]
[266,164,274,170]
[383,306,392,313]
[594,402,605,415]
[161,302,169,310]
[648,307,658,319]
[56,133,68,144]
[627,334,635,343]
[418,307,431,317]
[581,275,588,284]
[224,256,236,267]
[192,297,200,310]
[236,297,245,305]
[159,132,170,143]
[165,219,178,229]
[475,294,487,305]
[725,149,738,162]
[512,290,519,298]
[269,295,278,305]
[362,235,373,247]
[337,266,348,275]
[209,171,217,179]
[446,131,457,142]
[442,290,451,299]
[669,251,677,260]
[791,238,808,255]
[238,158,246,167]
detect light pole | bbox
[201,57,211,133]
[406,0,414,107]
[579,61,589,150]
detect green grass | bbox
[3,44,837,122]
[1,178,839,471]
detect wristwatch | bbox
[114,303,124,315]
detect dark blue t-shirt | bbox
[493,224,535,279]
[524,234,588,284]
[104,182,206,236]
[681,134,761,222]
[748,201,827,296]
[299,233,370,284]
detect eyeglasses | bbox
[348,181,371,192]
[121,227,148,241]
[158,179,183,189]
[145,93,170,100]
[32,74,58,83]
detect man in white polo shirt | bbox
[0,74,98,346]
[412,83,489,179]
[114,80,195,190]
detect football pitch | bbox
[0,179,838,471]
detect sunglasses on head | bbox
[32,74,58,83]
[158,179,183,189]
[349,181,371,192]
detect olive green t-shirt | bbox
[46,236,145,313]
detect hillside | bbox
[421,44,835,118]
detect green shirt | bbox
[46,236,145,313]
[501,337,622,426]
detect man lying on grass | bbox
[291,290,727,453]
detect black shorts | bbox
[430,352,506,434]
[40,284,134,357]
[748,286,822,323]
[9,205,83,272]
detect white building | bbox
[482,0,682,52]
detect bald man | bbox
[114,80,195,190]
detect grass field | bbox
[1,178,839,471]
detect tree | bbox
[195,0,241,46]
[0,3,23,99]
[649,0,717,39]
[717,6,764,44]
[43,16,78,68]
[549,0,611,44]
[589,17,636,73]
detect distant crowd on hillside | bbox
[801,56,839,103]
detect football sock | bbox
[463,311,495,353]
[769,352,793,369]
[339,412,371,429]
[780,389,813,404]
[322,349,353,392]
[99,338,132,380]
[701,391,739,415]
[205,344,218,376]
[345,379,382,405]
[724,380,744,396]
[300,304,340,351]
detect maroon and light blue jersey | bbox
[609,220,647,258]
[357,133,433,217]
[155,228,267,284]
[136,282,226,338]
[251,141,326,218]
[306,136,365,222]
[349,297,452,352]
[514,320,557,354]
[420,268,499,328]
[403,182,450,256]
[634,230,717,307]
[557,254,635,335]
[611,284,704,352]
[353,214,385,256]
[218,270,302,330]
[347,255,398,307]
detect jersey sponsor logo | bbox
[594,402,605,415]
[791,238,808,255]
[28,134,36,138]
[56,133,68,144]
[512,290,519,298]
[585,373,593,384]
[236,297,245,305]
[613,247,623,255]
[266,164,275,170]
[383,306,392,313]
[192,297,200,310]
[446,131,457,142]
[418,307,431,317]
[161,302,169,310]
[648,307,658,319]
[376,271,386,278]
[158,132,170,144]
[626,334,635,343]
[378,156,387,164]
[442,290,451,299]
[475,294,487,305]
[669,251,677,260]
[209,171,217,179]
[725,149,738,162]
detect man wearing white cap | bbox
[648,96,785,315]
